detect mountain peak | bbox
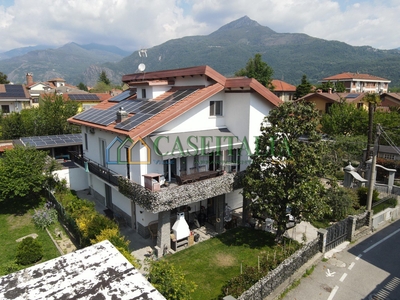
[217,16,275,33]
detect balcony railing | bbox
[119,171,245,213]
[69,151,120,186]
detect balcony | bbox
[119,171,245,214]
[69,151,120,186]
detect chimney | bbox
[116,107,128,123]
[26,73,33,86]
[328,88,332,94]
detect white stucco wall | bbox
[53,167,88,191]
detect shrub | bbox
[15,237,43,265]
[147,260,197,300]
[32,204,58,229]
[77,213,118,247]
[357,187,379,207]
[325,187,358,220]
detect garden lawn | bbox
[0,208,61,276]
[163,227,300,300]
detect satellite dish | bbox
[138,63,146,72]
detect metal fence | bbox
[46,190,81,247]
[325,218,349,252]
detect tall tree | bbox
[77,82,88,91]
[294,75,313,99]
[235,54,274,90]
[0,72,10,84]
[40,93,80,135]
[242,101,332,240]
[98,70,111,85]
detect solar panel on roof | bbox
[73,88,198,130]
[20,134,82,148]
[346,93,360,98]
[68,94,99,100]
[2,85,26,98]
[109,89,136,102]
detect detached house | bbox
[271,79,296,101]
[67,65,281,255]
[299,90,366,114]
[0,84,31,113]
[321,72,390,94]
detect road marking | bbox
[363,227,400,253]
[326,269,336,277]
[327,285,339,300]
[348,262,355,270]
[356,254,361,260]
[339,273,347,282]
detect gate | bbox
[325,219,348,251]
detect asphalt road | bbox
[281,220,400,300]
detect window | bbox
[210,101,223,116]
[1,105,10,114]
[99,138,107,166]
[383,154,395,160]
[141,88,146,98]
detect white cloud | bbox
[0,0,399,53]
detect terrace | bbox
[69,151,244,213]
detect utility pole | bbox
[367,124,381,213]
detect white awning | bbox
[150,128,242,158]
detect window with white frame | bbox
[383,154,395,160]
[209,101,223,116]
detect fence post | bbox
[318,229,328,253]
[347,216,356,242]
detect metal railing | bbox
[69,151,120,186]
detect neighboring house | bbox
[25,73,111,109]
[0,84,31,113]
[321,72,390,94]
[379,93,400,110]
[377,145,400,161]
[0,240,166,300]
[61,92,112,112]
[271,79,296,101]
[299,90,365,114]
[67,65,282,255]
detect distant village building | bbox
[321,72,390,94]
[271,79,296,101]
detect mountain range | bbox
[1,16,400,88]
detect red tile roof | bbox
[69,66,282,140]
[322,72,390,82]
[271,79,296,92]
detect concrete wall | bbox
[54,167,88,191]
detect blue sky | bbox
[0,0,399,53]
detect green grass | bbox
[0,198,61,276]
[163,227,300,300]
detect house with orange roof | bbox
[299,90,366,114]
[271,79,296,101]
[321,72,391,94]
[67,65,282,255]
